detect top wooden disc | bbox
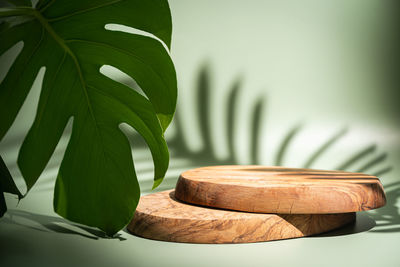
[175,165,386,214]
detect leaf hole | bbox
[99,65,148,99]
[118,123,155,189]
[104,24,169,54]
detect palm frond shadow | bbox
[168,66,247,165]
[136,64,398,234]
[368,181,400,233]
[135,65,392,191]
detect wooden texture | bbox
[128,190,355,244]
[175,165,386,214]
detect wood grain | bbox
[128,190,355,244]
[175,165,386,214]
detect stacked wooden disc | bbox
[128,166,386,244]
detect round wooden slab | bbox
[128,190,355,244]
[175,165,386,214]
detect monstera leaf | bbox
[0,0,177,235]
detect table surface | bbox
[1,144,399,267]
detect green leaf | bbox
[6,0,32,7]
[0,0,177,235]
[0,155,23,217]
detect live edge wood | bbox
[175,166,386,214]
[128,190,355,244]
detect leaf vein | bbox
[32,10,109,188]
[38,0,56,12]
[45,0,125,22]
[86,83,160,145]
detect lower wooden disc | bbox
[127,190,355,244]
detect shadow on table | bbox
[368,181,400,233]
[311,212,376,238]
[1,209,126,240]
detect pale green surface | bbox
[1,1,399,266]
